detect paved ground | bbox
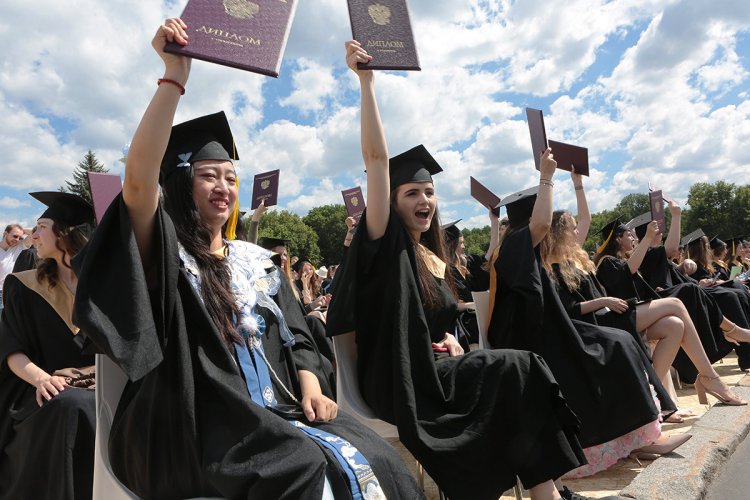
[705,429,750,500]
[386,353,749,499]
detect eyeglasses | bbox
[8,235,21,239]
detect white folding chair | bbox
[93,354,228,500]
[333,332,447,499]
[470,291,525,500]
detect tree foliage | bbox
[303,204,349,266]
[257,210,321,265]
[462,226,491,256]
[61,150,108,204]
[682,181,750,238]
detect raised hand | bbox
[345,40,373,78]
[152,18,191,82]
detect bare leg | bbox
[528,479,561,500]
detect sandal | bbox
[695,374,748,405]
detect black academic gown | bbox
[11,248,39,273]
[487,227,675,450]
[640,246,750,370]
[327,212,585,499]
[552,264,638,339]
[450,254,489,344]
[72,198,421,500]
[0,273,96,500]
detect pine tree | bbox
[61,150,108,204]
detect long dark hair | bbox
[36,223,88,288]
[162,166,242,346]
[391,189,457,308]
[593,226,628,266]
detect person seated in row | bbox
[72,19,421,499]
[0,192,96,500]
[326,40,628,500]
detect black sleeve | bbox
[595,257,636,300]
[0,277,31,372]
[73,194,176,381]
[552,272,583,320]
[11,249,38,273]
[466,254,490,291]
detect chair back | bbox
[471,291,490,350]
[332,332,398,438]
[93,354,139,499]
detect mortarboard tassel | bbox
[225,176,240,240]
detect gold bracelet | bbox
[540,180,554,188]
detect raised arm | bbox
[123,18,191,268]
[484,209,500,262]
[529,148,557,247]
[627,221,660,274]
[664,199,681,259]
[346,41,389,240]
[571,168,590,245]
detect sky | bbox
[1,0,749,232]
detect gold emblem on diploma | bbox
[223,0,260,20]
[261,180,271,190]
[368,4,391,25]
[351,197,360,206]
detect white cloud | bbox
[0,197,30,209]
[279,59,337,113]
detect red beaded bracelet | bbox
[157,78,185,95]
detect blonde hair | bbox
[540,210,595,290]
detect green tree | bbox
[613,193,650,222]
[462,226,491,256]
[257,210,321,265]
[683,181,748,238]
[61,150,108,204]
[303,204,349,266]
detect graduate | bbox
[327,41,598,500]
[0,192,96,500]
[72,19,421,499]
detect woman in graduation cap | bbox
[327,41,605,500]
[72,19,421,500]
[0,191,96,500]
[593,218,746,404]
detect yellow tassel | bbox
[225,176,240,240]
[597,226,615,255]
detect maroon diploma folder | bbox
[342,186,365,222]
[526,108,548,171]
[548,140,589,176]
[470,177,501,216]
[164,0,298,77]
[649,190,666,233]
[86,172,122,224]
[347,0,420,71]
[251,169,280,209]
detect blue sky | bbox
[1,0,749,232]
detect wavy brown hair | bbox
[687,236,712,272]
[540,210,595,290]
[162,165,242,347]
[36,223,88,288]
[593,225,630,266]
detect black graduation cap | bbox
[389,145,442,188]
[258,236,289,250]
[161,111,239,181]
[680,229,705,247]
[709,236,726,250]
[596,217,628,254]
[441,220,462,242]
[30,191,94,227]
[626,212,652,240]
[497,186,539,226]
